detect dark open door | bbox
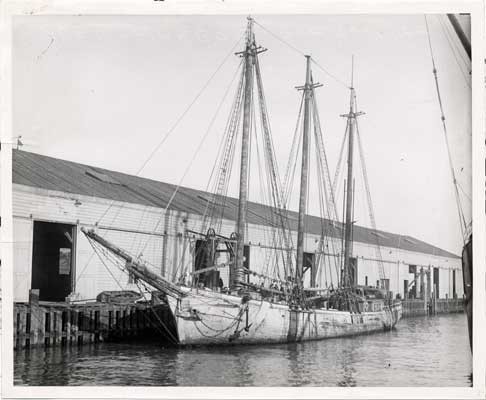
[433,267,440,299]
[31,221,75,301]
[303,252,315,287]
[452,269,457,298]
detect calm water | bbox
[14,313,472,386]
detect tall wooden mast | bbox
[295,56,321,290]
[234,17,256,289]
[340,60,363,288]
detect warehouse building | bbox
[12,149,463,303]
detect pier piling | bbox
[14,290,175,350]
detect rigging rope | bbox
[355,124,386,284]
[75,34,246,284]
[252,19,350,90]
[87,234,180,344]
[254,55,294,276]
[310,58,351,90]
[283,95,304,207]
[437,16,471,89]
[94,33,245,227]
[137,59,245,258]
[202,60,246,233]
[310,86,342,287]
[424,15,468,243]
[332,119,350,208]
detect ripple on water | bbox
[14,313,472,386]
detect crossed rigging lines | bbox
[80,18,399,290]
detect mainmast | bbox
[295,56,321,291]
[340,60,363,288]
[234,17,256,289]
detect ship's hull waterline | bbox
[166,287,402,346]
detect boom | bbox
[81,227,186,298]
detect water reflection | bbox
[14,314,472,386]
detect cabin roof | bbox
[12,149,460,260]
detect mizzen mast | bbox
[340,59,364,288]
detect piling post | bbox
[419,267,425,299]
[28,289,41,347]
[14,307,18,349]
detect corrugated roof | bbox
[12,149,460,259]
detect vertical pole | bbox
[420,267,425,299]
[340,181,347,286]
[342,91,356,288]
[234,17,255,289]
[296,55,312,289]
[310,254,316,288]
[338,56,368,290]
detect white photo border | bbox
[1,0,484,399]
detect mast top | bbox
[235,17,267,58]
[295,56,323,92]
[340,56,364,119]
[350,54,354,90]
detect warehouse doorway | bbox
[452,270,457,298]
[433,267,440,299]
[303,252,316,287]
[31,221,75,301]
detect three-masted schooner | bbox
[83,17,402,346]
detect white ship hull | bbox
[166,287,402,346]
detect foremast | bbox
[233,17,266,289]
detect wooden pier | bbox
[14,290,177,350]
[401,297,464,318]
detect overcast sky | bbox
[13,15,471,255]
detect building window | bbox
[59,248,71,275]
